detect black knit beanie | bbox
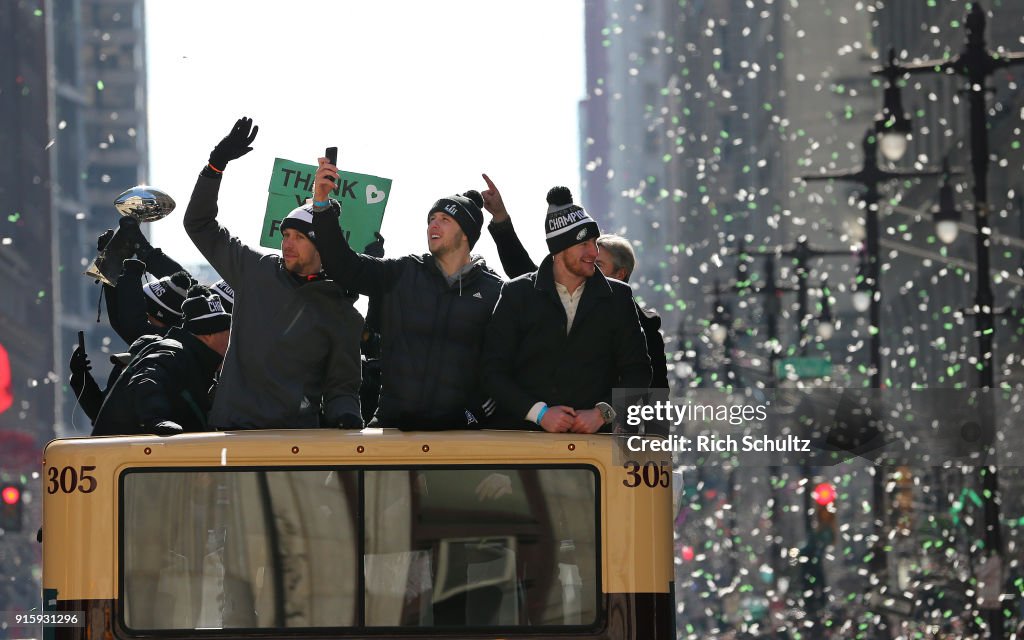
[428,190,484,249]
[544,186,599,255]
[181,285,232,336]
[142,270,193,324]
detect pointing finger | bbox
[482,173,497,192]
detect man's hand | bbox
[69,345,91,377]
[314,157,340,204]
[481,173,509,223]
[570,408,605,434]
[540,405,576,433]
[117,216,153,257]
[363,232,385,258]
[121,258,147,278]
[208,117,258,171]
[97,229,115,253]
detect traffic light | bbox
[893,466,913,535]
[812,481,836,544]
[0,483,24,532]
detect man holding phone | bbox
[183,117,364,429]
[309,155,503,429]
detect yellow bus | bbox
[41,429,674,639]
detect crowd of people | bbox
[72,117,669,436]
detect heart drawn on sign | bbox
[366,185,386,205]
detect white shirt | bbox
[555,280,586,335]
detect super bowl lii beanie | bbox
[281,205,315,238]
[428,190,484,249]
[142,270,193,324]
[210,279,234,313]
[544,186,599,255]
[181,285,232,336]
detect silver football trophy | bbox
[84,186,175,286]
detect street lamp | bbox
[933,158,962,245]
[874,7,1024,633]
[802,130,944,387]
[875,48,913,163]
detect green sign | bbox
[260,157,392,252]
[775,356,832,379]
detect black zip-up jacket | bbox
[311,202,503,429]
[92,327,221,436]
[482,255,652,430]
[488,218,669,389]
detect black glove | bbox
[69,345,92,377]
[121,258,147,278]
[97,229,115,252]
[151,421,184,436]
[363,232,386,258]
[208,117,258,171]
[117,216,154,259]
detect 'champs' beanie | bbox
[544,186,599,255]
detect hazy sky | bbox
[145,0,585,275]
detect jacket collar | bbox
[535,255,614,324]
[422,252,490,288]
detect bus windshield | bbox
[121,466,599,632]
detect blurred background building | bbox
[0,0,148,613]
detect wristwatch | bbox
[595,402,616,426]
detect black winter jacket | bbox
[311,203,503,428]
[91,327,221,436]
[488,218,669,389]
[482,255,652,430]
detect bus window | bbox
[120,465,598,633]
[364,467,598,628]
[121,469,359,630]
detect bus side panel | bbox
[42,440,120,602]
[602,449,674,597]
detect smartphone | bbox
[325,147,338,183]
[78,331,85,350]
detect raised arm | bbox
[482,173,538,278]
[110,258,167,344]
[309,156,403,296]
[182,117,264,286]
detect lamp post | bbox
[742,236,850,361]
[802,131,943,634]
[875,7,1024,634]
[802,130,944,388]
[875,3,1024,391]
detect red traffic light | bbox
[1,485,19,505]
[813,482,836,506]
